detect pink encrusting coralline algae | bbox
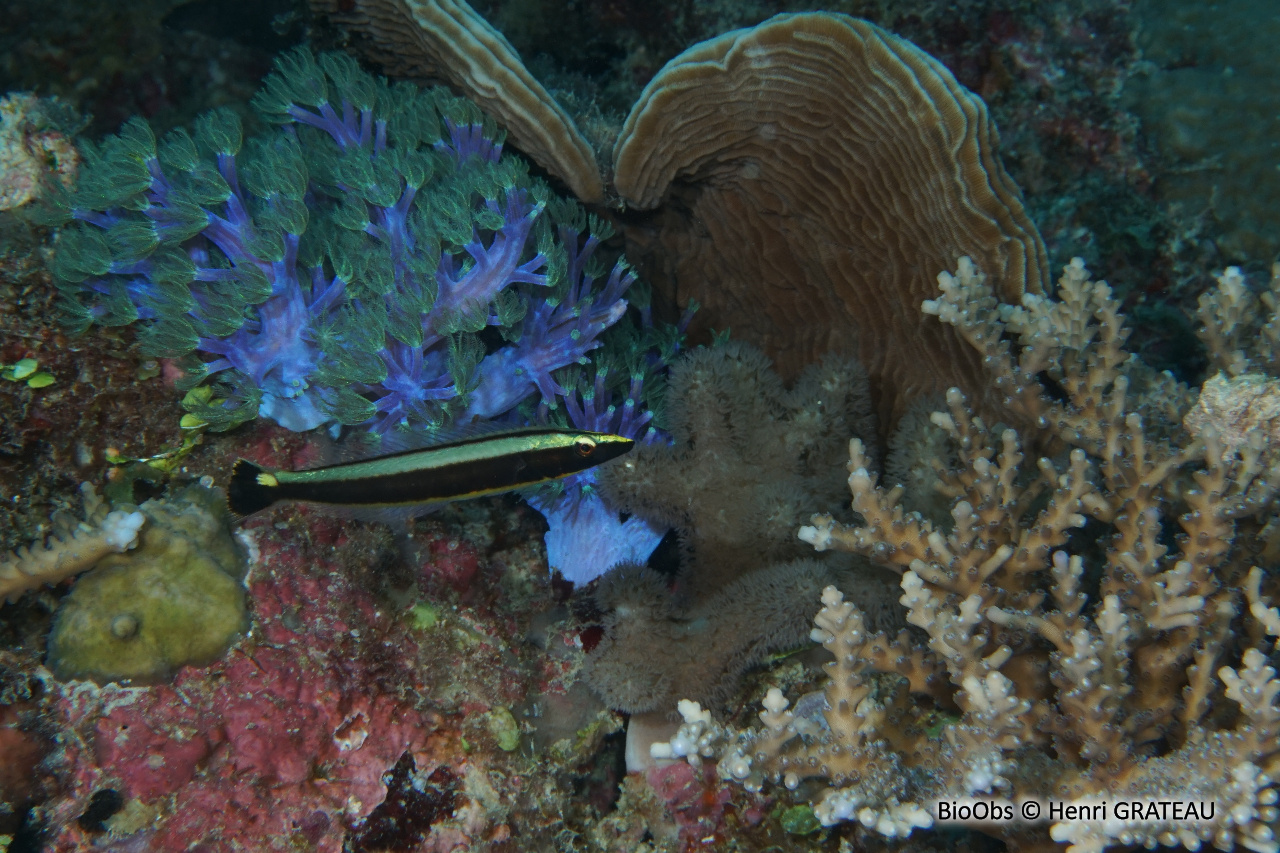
[42,527,442,851]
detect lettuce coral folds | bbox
[655,259,1280,852]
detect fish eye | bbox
[573,436,597,457]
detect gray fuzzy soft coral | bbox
[586,341,899,713]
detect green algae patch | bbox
[47,486,247,684]
[2,358,54,388]
[777,804,821,835]
[486,706,520,752]
[922,708,963,739]
[407,601,440,631]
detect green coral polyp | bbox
[47,486,248,684]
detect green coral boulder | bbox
[47,485,248,684]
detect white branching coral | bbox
[656,258,1280,851]
[1,484,145,603]
[1195,263,1280,377]
[1185,267,1280,463]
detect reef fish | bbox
[227,428,634,515]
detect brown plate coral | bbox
[613,13,1049,425]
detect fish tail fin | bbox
[227,459,279,516]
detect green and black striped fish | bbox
[227,427,634,516]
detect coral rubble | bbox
[654,258,1280,851]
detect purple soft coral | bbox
[55,49,685,585]
[462,224,632,422]
[529,369,667,585]
[55,51,647,438]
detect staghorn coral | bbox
[1185,265,1280,462]
[1193,264,1280,378]
[653,258,1280,851]
[880,393,958,527]
[920,255,1197,453]
[0,483,144,604]
[587,340,898,714]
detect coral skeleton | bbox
[653,259,1280,851]
[1,484,144,603]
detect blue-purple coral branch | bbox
[528,364,666,584]
[462,225,629,422]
